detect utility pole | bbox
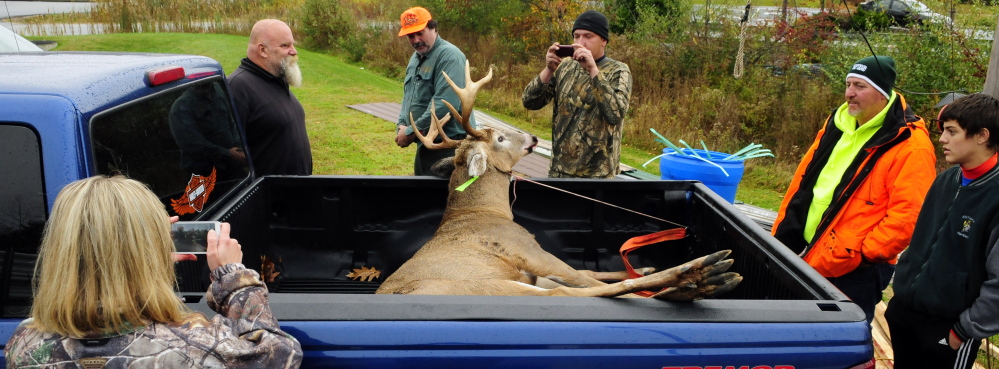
[705,0,712,36]
[984,16,999,98]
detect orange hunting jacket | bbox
[771,94,937,278]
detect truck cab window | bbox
[90,78,250,220]
[0,124,46,318]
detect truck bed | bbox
[195,176,861,318]
[179,176,872,368]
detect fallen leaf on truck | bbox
[347,266,381,282]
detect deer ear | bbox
[430,157,456,178]
[466,146,488,177]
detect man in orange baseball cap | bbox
[394,7,478,176]
[398,6,431,37]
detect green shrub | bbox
[631,0,692,43]
[771,11,842,67]
[849,8,892,30]
[339,31,365,63]
[819,24,989,118]
[609,0,690,38]
[300,0,357,51]
[417,0,525,35]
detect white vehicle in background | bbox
[0,24,43,52]
[859,0,953,27]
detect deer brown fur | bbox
[375,62,742,300]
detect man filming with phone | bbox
[522,10,633,179]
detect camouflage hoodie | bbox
[4,264,302,368]
[522,56,632,178]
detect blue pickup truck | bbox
[0,51,874,369]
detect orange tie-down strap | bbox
[620,228,688,297]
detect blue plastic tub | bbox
[659,148,745,203]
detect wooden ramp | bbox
[873,302,894,369]
[732,203,778,233]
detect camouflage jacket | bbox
[522,56,632,178]
[4,264,302,369]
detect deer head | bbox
[412,61,537,180]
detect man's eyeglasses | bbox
[929,118,944,135]
[929,104,948,135]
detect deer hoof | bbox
[700,258,734,278]
[649,272,743,301]
[650,286,698,301]
[705,273,743,298]
[700,249,732,267]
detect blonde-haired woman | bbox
[4,175,302,368]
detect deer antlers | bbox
[409,105,457,150]
[410,60,491,149]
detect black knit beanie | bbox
[572,10,610,42]
[846,55,896,99]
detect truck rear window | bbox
[0,124,45,317]
[90,78,250,220]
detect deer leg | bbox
[551,250,740,299]
[534,276,644,298]
[513,245,623,289]
[537,268,653,298]
[504,250,737,298]
[395,279,658,298]
[534,277,563,289]
[389,249,739,298]
[390,278,613,296]
[578,267,655,281]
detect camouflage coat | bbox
[522,56,632,178]
[4,264,302,369]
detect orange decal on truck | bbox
[171,168,217,215]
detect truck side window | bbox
[90,78,250,220]
[0,124,46,318]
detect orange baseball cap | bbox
[398,7,432,36]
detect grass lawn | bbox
[40,32,784,210]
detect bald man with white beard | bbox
[228,19,312,176]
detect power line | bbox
[837,0,967,97]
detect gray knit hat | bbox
[846,55,896,99]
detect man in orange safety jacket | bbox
[772,55,937,324]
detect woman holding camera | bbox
[4,175,302,368]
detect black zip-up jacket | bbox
[228,58,312,176]
[893,164,999,341]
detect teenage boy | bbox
[886,93,999,368]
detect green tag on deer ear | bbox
[455,176,479,192]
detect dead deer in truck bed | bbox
[375,62,742,300]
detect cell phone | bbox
[555,45,575,58]
[171,221,221,254]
